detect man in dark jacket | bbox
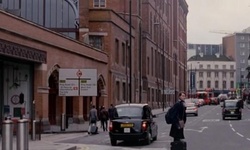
[169,92,187,141]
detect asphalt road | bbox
[57,104,250,150]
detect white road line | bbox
[232,128,235,132]
[236,132,244,137]
[247,138,250,141]
[229,124,233,128]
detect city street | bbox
[51,103,250,150]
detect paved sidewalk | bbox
[0,108,168,150]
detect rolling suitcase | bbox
[170,141,187,150]
[88,123,98,134]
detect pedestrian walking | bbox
[88,105,99,134]
[108,104,117,120]
[169,92,187,142]
[100,106,109,131]
[89,105,98,125]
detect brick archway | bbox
[48,65,59,125]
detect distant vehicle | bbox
[222,100,242,120]
[210,97,219,105]
[218,94,228,102]
[185,102,198,116]
[185,98,201,107]
[109,103,158,146]
[197,91,211,105]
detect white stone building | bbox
[187,53,236,96]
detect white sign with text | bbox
[59,69,97,96]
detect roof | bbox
[115,103,148,108]
[188,54,233,61]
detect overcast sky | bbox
[186,0,250,44]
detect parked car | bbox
[109,103,158,146]
[185,102,198,116]
[222,100,242,120]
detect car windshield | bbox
[116,106,142,118]
[225,101,237,107]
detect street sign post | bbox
[59,69,97,96]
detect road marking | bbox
[202,119,220,122]
[247,138,250,141]
[231,128,235,132]
[236,132,244,137]
[185,126,208,133]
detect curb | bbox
[66,146,77,150]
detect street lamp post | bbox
[162,31,165,111]
[129,0,132,103]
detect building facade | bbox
[0,0,188,130]
[187,43,222,60]
[187,54,236,96]
[223,33,250,88]
[141,0,188,107]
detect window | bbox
[241,51,245,55]
[89,36,103,50]
[207,64,211,69]
[223,81,226,89]
[199,80,203,88]
[207,80,211,88]
[241,59,245,63]
[230,72,234,78]
[215,81,219,88]
[122,43,125,66]
[241,36,245,40]
[93,0,106,8]
[199,72,203,77]
[230,81,234,88]
[122,83,126,101]
[240,43,245,48]
[207,72,211,77]
[147,57,150,75]
[222,72,226,78]
[215,65,218,69]
[152,89,154,102]
[223,65,226,69]
[230,65,234,69]
[116,81,120,101]
[115,39,119,63]
[199,64,203,69]
[215,72,219,77]
[151,48,154,75]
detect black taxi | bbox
[109,103,158,146]
[222,99,242,120]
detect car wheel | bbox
[153,134,157,141]
[110,139,117,146]
[195,113,198,116]
[223,116,225,120]
[238,116,242,120]
[145,130,152,145]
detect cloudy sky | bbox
[186,0,250,44]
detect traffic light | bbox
[19,93,24,104]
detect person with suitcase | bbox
[169,92,187,150]
[88,105,99,134]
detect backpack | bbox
[165,102,178,124]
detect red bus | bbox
[197,91,212,105]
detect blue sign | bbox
[190,71,196,90]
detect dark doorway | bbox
[66,97,73,128]
[48,70,58,125]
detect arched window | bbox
[2,0,78,39]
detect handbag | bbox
[179,120,185,128]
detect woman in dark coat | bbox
[169,92,187,141]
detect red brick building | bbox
[0,0,188,130]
